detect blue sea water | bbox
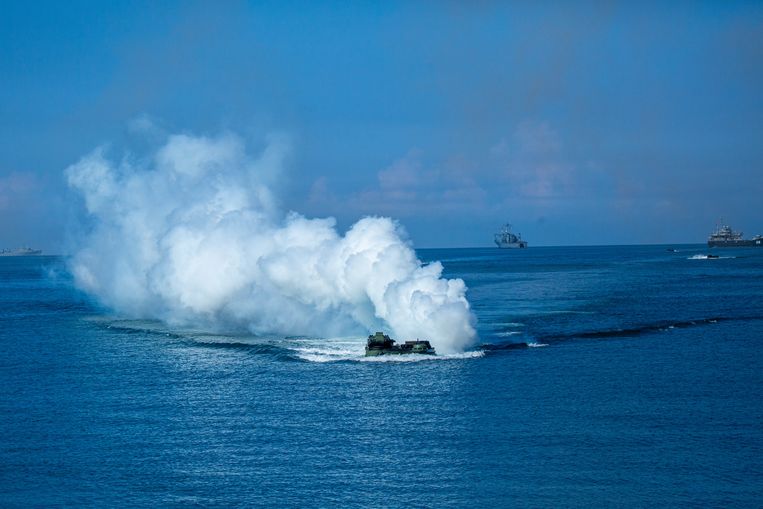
[1,245,762,507]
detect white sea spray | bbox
[65,131,476,353]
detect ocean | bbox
[1,245,762,507]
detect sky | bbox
[1,0,762,251]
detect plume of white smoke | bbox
[65,131,476,353]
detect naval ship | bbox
[494,223,527,248]
[0,247,43,256]
[707,222,762,247]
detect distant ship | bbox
[494,223,527,248]
[707,222,762,247]
[0,247,43,256]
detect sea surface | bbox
[1,245,762,507]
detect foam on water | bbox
[88,319,485,362]
[289,336,484,363]
[688,254,735,260]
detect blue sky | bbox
[1,1,762,250]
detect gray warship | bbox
[0,247,42,256]
[707,222,762,247]
[364,332,435,356]
[494,223,527,248]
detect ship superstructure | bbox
[494,223,527,249]
[708,221,762,247]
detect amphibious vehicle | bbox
[364,332,435,356]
